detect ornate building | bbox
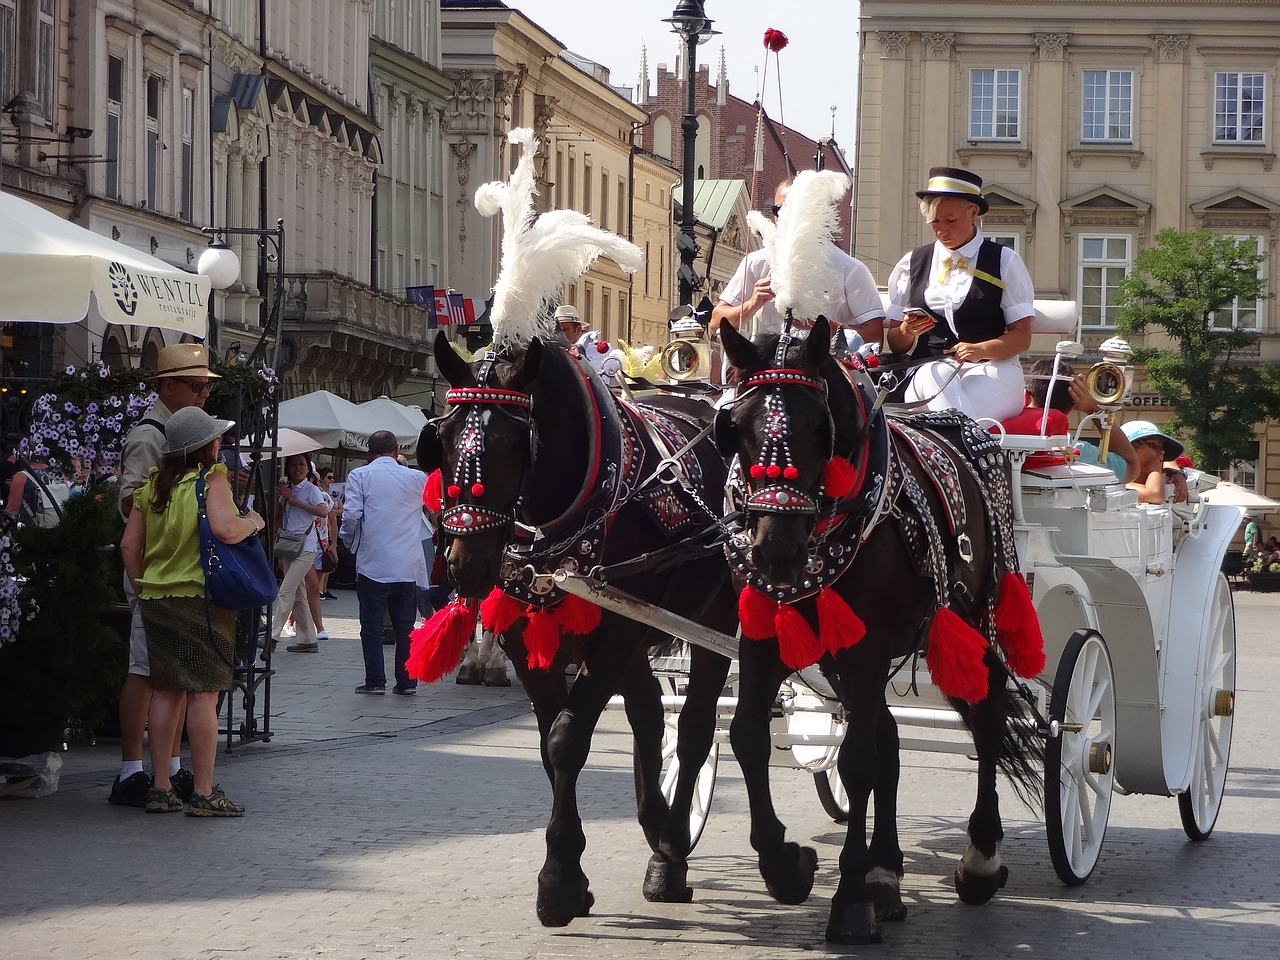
[856,0,1280,492]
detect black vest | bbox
[898,239,1006,361]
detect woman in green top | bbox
[120,407,265,817]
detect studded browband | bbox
[440,384,534,537]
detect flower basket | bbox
[1246,570,1280,592]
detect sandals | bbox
[184,785,246,818]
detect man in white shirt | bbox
[339,430,429,695]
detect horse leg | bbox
[865,702,907,923]
[644,641,731,903]
[456,632,483,685]
[534,617,638,927]
[825,668,890,945]
[953,675,1009,905]
[617,650,670,853]
[729,641,818,905]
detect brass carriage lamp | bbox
[1087,336,1134,459]
[661,305,711,382]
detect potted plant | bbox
[0,486,127,755]
[1245,558,1280,592]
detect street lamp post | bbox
[664,1,717,309]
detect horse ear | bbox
[804,317,831,368]
[712,406,739,459]
[720,320,759,372]
[434,331,476,388]
[415,421,443,472]
[509,337,543,392]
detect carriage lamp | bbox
[1086,337,1134,460]
[661,307,711,382]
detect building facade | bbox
[856,0,1280,494]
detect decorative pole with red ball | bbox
[663,1,719,308]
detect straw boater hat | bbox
[554,304,582,327]
[159,406,235,457]
[152,343,220,380]
[916,166,990,215]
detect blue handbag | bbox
[196,469,279,609]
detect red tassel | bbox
[522,609,561,671]
[774,603,826,670]
[739,585,779,640]
[994,572,1046,678]
[406,600,476,684]
[479,588,523,635]
[822,456,857,499]
[816,586,866,654]
[763,27,789,52]
[925,608,990,703]
[551,593,603,636]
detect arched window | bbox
[653,115,673,160]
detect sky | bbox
[508,1,863,152]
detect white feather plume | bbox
[749,170,850,321]
[474,128,644,348]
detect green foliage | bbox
[0,486,128,740]
[1113,229,1279,470]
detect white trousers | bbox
[904,357,1025,424]
[273,550,318,643]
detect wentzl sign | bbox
[102,260,207,327]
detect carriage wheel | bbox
[1045,629,1117,886]
[1178,572,1236,841]
[813,766,850,824]
[658,675,719,852]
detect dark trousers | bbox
[357,575,418,690]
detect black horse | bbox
[716,317,1043,944]
[417,330,736,927]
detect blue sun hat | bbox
[1120,420,1184,461]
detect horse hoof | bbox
[455,670,482,686]
[643,853,693,903]
[825,901,883,945]
[867,878,908,923]
[764,844,818,905]
[954,863,1008,905]
[536,880,595,927]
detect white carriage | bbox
[581,302,1238,886]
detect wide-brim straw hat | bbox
[152,343,220,380]
[916,166,989,215]
[160,406,235,457]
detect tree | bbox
[1113,228,1280,471]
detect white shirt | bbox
[718,247,884,339]
[339,455,429,587]
[885,231,1035,336]
[281,478,327,553]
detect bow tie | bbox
[939,255,969,282]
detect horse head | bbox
[424,329,542,598]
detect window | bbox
[598,170,609,230]
[602,289,611,334]
[1079,236,1130,327]
[180,87,194,221]
[106,55,123,202]
[644,241,651,296]
[583,161,592,217]
[35,0,53,119]
[2,0,56,119]
[0,1,14,109]
[969,69,1021,141]
[1216,444,1258,488]
[1215,71,1265,144]
[584,282,594,325]
[617,176,626,235]
[988,234,1019,254]
[1212,236,1263,331]
[145,75,161,210]
[658,245,665,299]
[1082,69,1132,142]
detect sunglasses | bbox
[175,379,212,394]
[771,204,783,216]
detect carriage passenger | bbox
[884,167,1035,422]
[1121,421,1190,505]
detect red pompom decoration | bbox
[522,609,560,671]
[783,466,799,480]
[822,456,857,499]
[750,464,766,479]
[479,587,524,635]
[994,572,1046,678]
[406,600,476,684]
[816,586,866,653]
[595,341,610,354]
[447,484,461,499]
[763,28,789,52]
[774,603,825,670]
[470,482,485,498]
[866,354,880,369]
[551,593,603,636]
[925,608,990,703]
[766,464,782,478]
[738,584,778,640]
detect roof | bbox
[672,179,751,230]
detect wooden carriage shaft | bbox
[552,572,741,660]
